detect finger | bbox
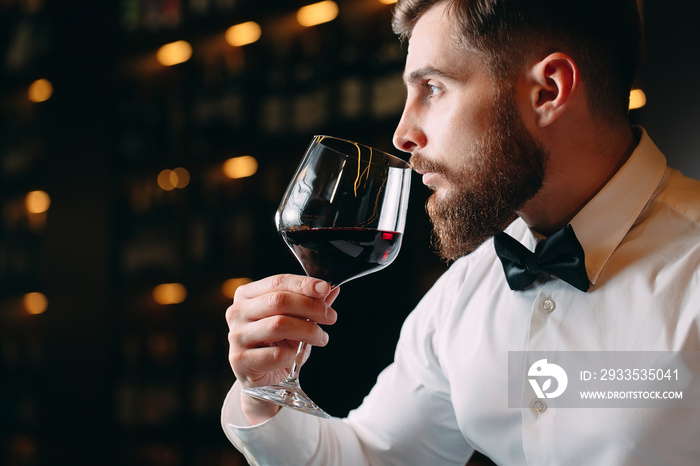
[235,274,332,302]
[232,345,297,379]
[229,337,315,381]
[236,314,330,349]
[233,289,336,325]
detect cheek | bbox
[430,115,486,174]
[439,95,493,144]
[458,96,494,137]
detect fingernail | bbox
[314,281,329,295]
[321,331,329,345]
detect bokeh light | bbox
[226,21,262,47]
[297,1,339,27]
[24,292,48,315]
[157,167,190,191]
[156,40,192,66]
[25,190,51,214]
[222,277,253,299]
[223,156,258,179]
[629,88,647,110]
[153,283,187,305]
[28,79,53,103]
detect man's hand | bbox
[226,274,339,424]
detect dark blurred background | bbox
[0,0,698,465]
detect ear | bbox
[525,53,579,128]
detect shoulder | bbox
[653,167,700,225]
[624,167,700,294]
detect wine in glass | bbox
[241,135,412,418]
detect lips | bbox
[411,155,443,188]
[421,172,437,186]
[412,168,439,188]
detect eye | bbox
[424,82,443,98]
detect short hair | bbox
[393,0,643,123]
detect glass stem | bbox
[284,286,336,386]
[285,341,307,384]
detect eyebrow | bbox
[403,66,459,85]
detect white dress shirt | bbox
[221,129,700,465]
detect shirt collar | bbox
[569,127,667,285]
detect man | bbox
[222,0,700,464]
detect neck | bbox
[518,124,638,236]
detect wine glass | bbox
[241,135,412,418]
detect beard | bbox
[411,90,548,261]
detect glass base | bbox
[242,379,330,419]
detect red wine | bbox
[281,227,403,286]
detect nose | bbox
[392,104,426,154]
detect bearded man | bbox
[222,1,700,464]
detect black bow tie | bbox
[494,225,589,292]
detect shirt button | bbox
[533,400,547,413]
[543,298,556,314]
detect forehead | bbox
[404,2,479,81]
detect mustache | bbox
[409,153,448,176]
